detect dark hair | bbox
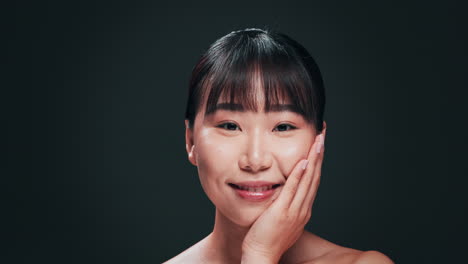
[184,28,326,133]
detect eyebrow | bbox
[206,102,303,115]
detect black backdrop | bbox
[4,1,468,263]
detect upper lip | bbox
[228,181,283,187]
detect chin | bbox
[226,205,267,227]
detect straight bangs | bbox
[186,29,325,132]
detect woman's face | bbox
[185,88,318,227]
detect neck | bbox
[202,208,309,264]
[204,208,250,264]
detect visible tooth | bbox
[240,186,273,192]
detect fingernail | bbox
[301,159,309,170]
[315,135,323,154]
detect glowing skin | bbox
[186,89,316,228]
[178,85,393,264]
[183,82,322,263]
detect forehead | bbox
[203,85,296,115]
[192,87,312,131]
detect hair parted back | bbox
[184,27,326,133]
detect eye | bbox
[274,123,297,132]
[216,122,297,132]
[217,122,240,131]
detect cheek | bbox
[195,130,238,178]
[277,141,304,157]
[273,136,313,175]
[194,131,239,208]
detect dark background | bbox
[4,0,467,263]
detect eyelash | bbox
[216,122,297,132]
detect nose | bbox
[238,128,273,173]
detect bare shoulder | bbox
[162,238,207,264]
[291,232,393,264]
[351,250,394,264]
[162,247,195,264]
[301,248,394,264]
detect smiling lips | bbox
[228,181,283,201]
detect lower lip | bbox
[229,185,279,202]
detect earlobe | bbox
[185,120,198,166]
[188,145,197,166]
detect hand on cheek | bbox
[241,129,326,264]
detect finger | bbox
[274,158,309,210]
[304,146,324,210]
[305,130,326,209]
[305,132,325,167]
[289,133,324,212]
[276,133,322,210]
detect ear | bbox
[322,121,327,136]
[185,119,197,166]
